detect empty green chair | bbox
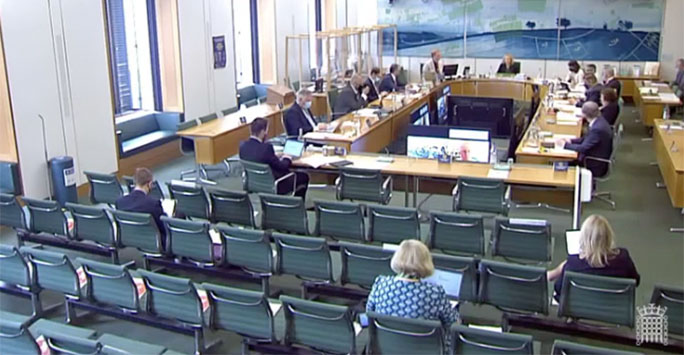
[432,254,479,303]
[336,168,392,204]
[65,203,118,261]
[22,197,68,236]
[222,106,239,115]
[558,271,636,327]
[20,247,81,300]
[280,295,360,354]
[0,161,21,195]
[478,259,548,315]
[259,193,309,235]
[98,333,167,355]
[314,200,366,242]
[84,171,124,205]
[166,182,210,220]
[0,193,26,230]
[241,160,297,195]
[0,312,99,355]
[428,212,485,256]
[162,216,216,265]
[198,113,218,123]
[368,312,444,355]
[110,209,165,260]
[0,244,42,316]
[368,205,420,244]
[76,257,141,312]
[121,175,165,200]
[453,178,510,216]
[208,189,256,228]
[650,285,683,336]
[551,340,642,355]
[451,324,533,354]
[274,233,333,283]
[491,218,552,264]
[0,311,41,354]
[216,226,273,294]
[339,241,393,288]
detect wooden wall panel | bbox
[0,24,18,163]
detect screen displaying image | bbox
[437,86,451,122]
[411,103,430,126]
[407,126,490,163]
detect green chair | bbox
[491,218,552,264]
[328,88,341,121]
[314,200,366,242]
[368,312,444,355]
[273,233,333,283]
[198,113,218,123]
[650,285,683,336]
[121,175,165,200]
[84,171,124,205]
[478,259,548,315]
[428,212,485,256]
[551,339,642,355]
[368,205,420,244]
[222,106,239,116]
[558,271,636,327]
[0,161,21,195]
[166,182,210,220]
[65,203,118,256]
[0,244,43,316]
[75,257,141,312]
[431,254,479,303]
[98,333,167,355]
[208,189,256,228]
[216,226,273,294]
[453,178,510,216]
[241,160,300,195]
[0,311,42,354]
[22,197,68,237]
[339,241,393,289]
[161,216,216,266]
[110,209,165,261]
[259,193,309,235]
[33,330,102,355]
[280,295,360,354]
[451,324,533,354]
[336,168,392,204]
[0,193,26,230]
[20,247,81,300]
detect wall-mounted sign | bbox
[213,35,226,69]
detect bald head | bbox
[351,74,364,88]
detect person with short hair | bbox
[115,167,166,239]
[422,49,444,84]
[547,215,640,300]
[565,60,584,87]
[284,88,316,137]
[378,63,400,93]
[496,53,520,74]
[365,67,382,102]
[574,74,603,107]
[602,67,622,97]
[585,63,597,76]
[333,73,369,120]
[557,102,613,177]
[600,87,620,126]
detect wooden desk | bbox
[515,102,581,165]
[616,74,659,101]
[311,93,328,117]
[653,119,684,208]
[635,81,682,128]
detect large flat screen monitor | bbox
[437,85,451,124]
[407,126,490,163]
[411,103,430,126]
[446,96,514,138]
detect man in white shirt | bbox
[422,49,444,84]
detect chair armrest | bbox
[584,156,612,164]
[274,172,296,195]
[382,176,393,190]
[452,184,460,211]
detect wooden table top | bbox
[515,100,581,160]
[636,81,683,106]
[177,104,282,138]
[654,119,684,173]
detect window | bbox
[234,0,254,85]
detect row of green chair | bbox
[84,171,165,205]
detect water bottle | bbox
[663,106,670,120]
[490,142,498,164]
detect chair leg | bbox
[592,191,616,210]
[65,299,77,323]
[194,328,205,355]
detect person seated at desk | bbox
[565,60,584,88]
[557,102,613,178]
[378,63,400,93]
[600,88,620,126]
[115,167,166,240]
[573,74,603,107]
[422,49,444,84]
[547,214,639,301]
[342,68,354,83]
[284,88,317,137]
[673,58,684,98]
[584,63,597,77]
[496,53,520,75]
[602,67,622,97]
[239,117,309,199]
[333,74,369,120]
[365,67,382,102]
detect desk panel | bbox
[653,120,684,208]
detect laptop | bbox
[424,269,463,299]
[283,139,305,159]
[566,230,581,255]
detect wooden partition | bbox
[0,25,18,163]
[156,0,183,112]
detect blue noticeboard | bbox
[213,35,226,69]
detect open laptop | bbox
[283,139,305,159]
[424,269,463,299]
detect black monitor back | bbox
[446,96,514,138]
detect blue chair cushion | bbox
[117,113,160,141]
[238,84,269,106]
[116,112,181,158]
[121,131,177,157]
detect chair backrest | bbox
[137,270,203,325]
[259,193,308,235]
[0,193,26,230]
[84,171,123,205]
[76,257,139,311]
[0,312,40,354]
[280,295,357,354]
[20,247,80,297]
[22,197,68,236]
[177,120,199,154]
[0,161,21,195]
[339,241,393,288]
[222,106,239,115]
[452,325,533,355]
[166,182,210,220]
[650,285,683,336]
[198,113,218,123]
[551,339,641,355]
[273,233,333,282]
[0,244,32,288]
[208,189,255,227]
[368,205,420,244]
[492,218,552,263]
[454,178,508,215]
[202,282,276,342]
[241,160,277,194]
[368,312,444,355]
[337,168,390,204]
[428,212,485,256]
[65,203,116,246]
[328,88,340,119]
[558,271,636,327]
[122,176,165,200]
[216,226,273,274]
[162,216,215,265]
[431,254,479,303]
[314,200,366,242]
[110,209,164,255]
[478,259,548,315]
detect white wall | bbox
[273,0,313,86]
[660,0,684,81]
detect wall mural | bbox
[378,0,663,61]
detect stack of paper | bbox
[297,155,344,168]
[658,92,680,102]
[355,108,379,117]
[487,169,510,179]
[555,104,577,112]
[556,111,580,122]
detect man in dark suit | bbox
[239,117,309,198]
[674,58,684,97]
[284,89,317,137]
[602,67,622,97]
[574,74,603,107]
[115,167,166,239]
[558,102,613,178]
[365,67,381,102]
[333,74,369,120]
[600,87,620,126]
[378,63,400,93]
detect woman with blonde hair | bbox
[548,215,640,299]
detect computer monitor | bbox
[283,140,305,158]
[443,64,459,77]
[436,85,451,123]
[446,96,514,138]
[411,103,430,126]
[407,126,490,163]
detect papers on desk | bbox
[549,148,576,155]
[355,108,379,117]
[566,230,581,255]
[652,82,669,87]
[554,103,577,113]
[639,87,659,95]
[351,161,390,170]
[660,124,683,130]
[304,132,349,141]
[556,111,580,122]
[161,199,176,217]
[554,134,577,140]
[487,169,510,180]
[521,147,539,154]
[659,92,680,102]
[297,155,345,168]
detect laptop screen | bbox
[424,269,463,299]
[283,140,305,158]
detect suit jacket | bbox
[284,103,315,137]
[576,84,603,107]
[378,74,398,93]
[239,137,292,180]
[497,62,521,74]
[565,116,613,178]
[675,70,684,94]
[365,77,380,102]
[333,84,367,120]
[600,102,620,126]
[115,190,166,238]
[422,59,444,84]
[604,78,622,97]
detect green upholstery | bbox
[0,193,26,230]
[368,312,444,355]
[453,178,509,215]
[368,205,420,244]
[478,259,548,315]
[0,161,21,195]
[29,318,97,342]
[116,112,180,158]
[84,171,123,205]
[280,295,357,354]
[121,176,165,200]
[216,226,273,274]
[492,218,552,263]
[551,340,642,355]
[314,200,366,242]
[22,197,68,236]
[39,331,102,354]
[451,325,533,354]
[20,247,80,297]
[208,189,255,227]
[137,270,203,325]
[328,88,341,120]
[336,168,392,204]
[202,283,276,342]
[241,160,278,194]
[99,333,166,355]
[259,193,309,235]
[65,203,116,246]
[110,209,164,255]
[0,244,32,288]
[558,271,636,327]
[0,311,38,354]
[161,217,215,265]
[431,254,478,303]
[76,257,139,311]
[198,113,218,123]
[650,285,683,335]
[222,106,239,116]
[428,212,485,256]
[166,182,210,220]
[273,233,333,282]
[339,241,393,288]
